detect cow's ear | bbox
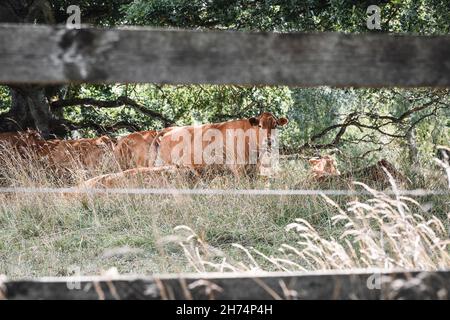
[249,117,259,126]
[277,117,288,126]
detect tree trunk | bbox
[25,87,52,137]
[0,88,34,132]
[0,86,69,138]
[0,0,63,137]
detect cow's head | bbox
[309,155,340,179]
[248,112,288,149]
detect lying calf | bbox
[308,155,341,180]
[312,159,409,189]
[340,159,409,188]
[79,165,201,189]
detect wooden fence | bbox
[3,270,450,300]
[0,24,450,300]
[1,24,450,86]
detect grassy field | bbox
[0,148,449,278]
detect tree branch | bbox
[297,112,359,151]
[291,97,449,154]
[51,96,174,127]
[63,119,140,135]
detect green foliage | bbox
[142,85,292,125]
[123,0,450,34]
[51,0,133,25]
[0,86,10,113]
[282,88,354,149]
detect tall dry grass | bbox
[0,144,449,278]
[0,142,119,187]
[169,169,450,273]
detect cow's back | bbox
[50,136,114,170]
[114,130,158,169]
[157,119,257,169]
[0,130,44,158]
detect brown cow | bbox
[308,155,341,180]
[0,130,45,157]
[114,130,158,170]
[149,112,288,176]
[49,136,115,171]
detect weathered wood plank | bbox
[1,24,450,86]
[2,270,450,300]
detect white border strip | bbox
[0,187,448,197]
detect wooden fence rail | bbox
[1,24,450,87]
[2,270,450,300]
